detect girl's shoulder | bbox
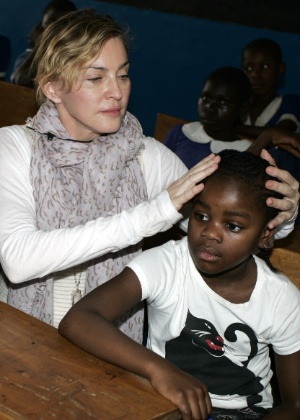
[254,255,300,296]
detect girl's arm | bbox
[264,351,300,419]
[59,267,212,420]
[248,128,300,159]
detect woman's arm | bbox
[264,351,300,419]
[0,127,219,283]
[59,267,212,420]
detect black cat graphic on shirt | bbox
[165,310,264,406]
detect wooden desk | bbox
[0,302,180,420]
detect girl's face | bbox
[188,177,269,280]
[198,79,243,136]
[242,48,283,96]
[46,37,131,140]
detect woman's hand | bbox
[260,149,299,229]
[167,154,220,211]
[150,363,212,420]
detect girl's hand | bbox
[260,149,299,229]
[150,363,212,420]
[249,128,300,158]
[168,154,220,211]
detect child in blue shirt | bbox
[163,66,252,169]
[238,38,300,139]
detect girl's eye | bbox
[262,64,269,70]
[195,212,209,222]
[220,99,230,106]
[227,223,241,233]
[243,65,253,73]
[200,95,210,104]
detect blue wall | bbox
[2,0,300,136]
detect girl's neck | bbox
[249,91,277,124]
[250,90,277,109]
[201,256,257,304]
[203,126,238,142]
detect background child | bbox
[237,38,300,139]
[59,150,300,420]
[237,38,300,216]
[10,0,76,88]
[163,66,253,169]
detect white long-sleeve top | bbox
[0,125,296,327]
[0,125,186,286]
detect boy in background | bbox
[237,38,300,139]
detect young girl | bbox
[59,150,300,420]
[59,154,300,416]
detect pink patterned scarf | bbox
[8,100,147,342]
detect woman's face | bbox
[49,37,131,140]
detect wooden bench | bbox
[270,225,300,289]
[0,80,39,127]
[154,112,189,142]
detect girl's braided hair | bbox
[204,149,283,271]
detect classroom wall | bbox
[2,0,300,136]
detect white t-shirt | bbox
[128,237,300,410]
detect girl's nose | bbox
[205,99,218,112]
[201,223,222,242]
[249,65,261,78]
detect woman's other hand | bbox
[261,149,299,229]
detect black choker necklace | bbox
[26,126,94,143]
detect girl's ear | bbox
[41,81,62,104]
[259,226,276,250]
[278,62,286,76]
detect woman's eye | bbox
[118,73,130,81]
[227,223,241,233]
[262,64,269,70]
[88,77,102,83]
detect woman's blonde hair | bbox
[32,9,130,105]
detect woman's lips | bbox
[101,108,121,117]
